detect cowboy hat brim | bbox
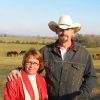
[48,21,81,33]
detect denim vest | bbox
[40,42,97,100]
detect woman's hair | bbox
[22,48,44,71]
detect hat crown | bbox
[48,15,81,33]
[58,16,72,25]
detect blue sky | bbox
[0,0,100,37]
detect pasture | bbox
[0,36,100,100]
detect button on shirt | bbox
[60,48,67,60]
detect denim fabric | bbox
[40,42,97,100]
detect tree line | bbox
[73,34,100,47]
[0,34,100,47]
[0,39,53,45]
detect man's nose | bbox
[61,30,66,34]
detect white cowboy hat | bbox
[48,15,81,33]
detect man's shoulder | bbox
[74,43,90,54]
[40,42,55,51]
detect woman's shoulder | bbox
[37,73,45,79]
[36,74,46,82]
[8,77,21,85]
[4,77,22,93]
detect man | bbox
[8,15,97,100]
[40,15,96,100]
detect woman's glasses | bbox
[25,61,40,66]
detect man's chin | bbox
[60,38,68,43]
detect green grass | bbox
[0,36,55,43]
[0,56,23,100]
[0,36,100,100]
[87,47,100,54]
[0,43,44,56]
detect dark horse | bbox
[7,51,18,57]
[19,50,26,55]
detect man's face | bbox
[56,28,74,43]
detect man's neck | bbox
[59,40,72,49]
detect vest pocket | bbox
[69,62,85,91]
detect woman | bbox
[4,48,48,100]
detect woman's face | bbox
[24,55,39,75]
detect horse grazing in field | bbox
[7,51,18,57]
[92,53,100,60]
[19,50,26,56]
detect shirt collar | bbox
[56,39,75,50]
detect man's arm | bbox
[78,54,97,99]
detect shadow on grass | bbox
[91,94,100,100]
[96,69,100,74]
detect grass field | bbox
[0,36,100,100]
